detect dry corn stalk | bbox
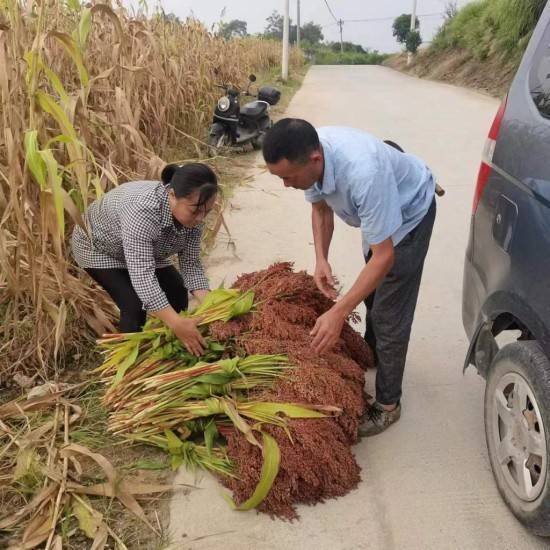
[0,384,171,549]
[0,0,305,380]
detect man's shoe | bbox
[358,401,401,437]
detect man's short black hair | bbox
[262,118,320,164]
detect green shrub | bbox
[314,48,389,65]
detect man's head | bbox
[262,118,324,190]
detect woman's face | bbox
[169,188,217,228]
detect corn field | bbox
[0,0,304,382]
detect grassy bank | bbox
[386,0,547,97]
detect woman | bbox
[72,163,217,356]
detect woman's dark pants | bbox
[86,266,188,332]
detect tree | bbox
[220,19,248,40]
[392,13,419,44]
[264,13,322,45]
[160,12,181,24]
[444,1,458,21]
[301,21,323,45]
[264,10,285,39]
[329,41,365,53]
[264,11,297,42]
[406,30,422,54]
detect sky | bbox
[125,0,474,53]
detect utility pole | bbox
[338,19,343,53]
[282,0,290,81]
[407,0,417,66]
[296,0,301,49]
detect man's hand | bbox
[310,307,345,355]
[314,260,337,300]
[171,317,206,356]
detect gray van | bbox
[462,2,550,536]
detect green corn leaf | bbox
[24,131,47,190]
[222,399,260,448]
[111,342,140,389]
[247,402,338,419]
[193,373,232,385]
[217,357,240,375]
[79,7,92,48]
[45,134,74,148]
[91,175,104,199]
[171,454,183,470]
[43,64,70,104]
[39,149,65,237]
[204,419,218,457]
[23,50,42,89]
[49,31,89,87]
[66,0,81,11]
[131,459,168,471]
[235,432,280,511]
[35,91,78,139]
[208,342,225,352]
[164,429,183,454]
[230,290,255,318]
[152,335,162,350]
[193,288,239,315]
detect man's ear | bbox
[310,149,323,163]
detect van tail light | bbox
[472,94,508,213]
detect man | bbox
[262,119,436,436]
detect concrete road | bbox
[169,66,547,549]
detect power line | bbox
[347,12,443,23]
[319,0,343,52]
[322,0,338,23]
[321,12,444,28]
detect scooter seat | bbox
[241,100,268,118]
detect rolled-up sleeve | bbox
[178,225,210,291]
[120,207,169,312]
[353,170,403,246]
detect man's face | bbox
[266,151,323,190]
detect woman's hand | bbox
[170,317,206,356]
[153,305,206,356]
[192,289,210,303]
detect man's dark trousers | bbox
[363,198,436,405]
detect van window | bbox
[529,25,550,119]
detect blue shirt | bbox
[305,127,435,252]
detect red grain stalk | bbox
[216,263,373,519]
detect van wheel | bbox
[485,341,550,535]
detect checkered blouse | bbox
[71,180,210,312]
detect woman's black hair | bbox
[161,163,218,211]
